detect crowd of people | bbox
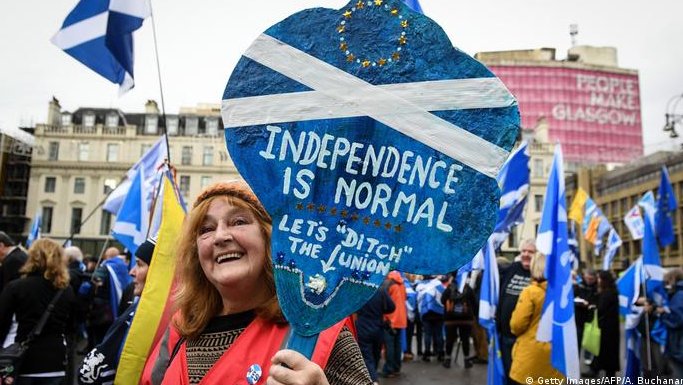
[1,181,683,385]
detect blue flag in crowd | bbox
[102,257,132,318]
[403,0,424,13]
[656,166,677,247]
[111,167,148,255]
[602,227,622,271]
[456,260,473,293]
[639,191,656,229]
[478,239,505,385]
[51,0,150,92]
[616,258,644,382]
[491,141,530,248]
[617,257,643,316]
[536,144,580,379]
[26,213,42,247]
[103,136,167,215]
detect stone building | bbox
[566,151,683,269]
[26,98,239,256]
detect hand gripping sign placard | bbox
[221,0,519,356]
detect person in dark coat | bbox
[355,286,395,384]
[441,275,475,369]
[590,270,620,377]
[0,231,28,293]
[0,238,78,385]
[574,269,598,353]
[657,268,683,378]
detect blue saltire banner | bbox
[221,0,519,355]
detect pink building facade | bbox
[488,65,643,164]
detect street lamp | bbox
[664,93,683,140]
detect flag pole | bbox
[148,1,171,164]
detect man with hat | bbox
[78,238,156,385]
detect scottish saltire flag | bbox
[477,239,505,385]
[536,144,579,379]
[403,0,424,13]
[624,204,645,240]
[582,199,606,245]
[102,257,132,319]
[26,213,41,247]
[491,141,530,248]
[602,227,622,271]
[617,257,643,316]
[103,136,167,215]
[51,0,150,92]
[111,167,148,255]
[456,260,473,292]
[642,213,668,307]
[656,166,677,247]
[616,258,644,381]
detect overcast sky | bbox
[1,0,682,154]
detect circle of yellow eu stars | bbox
[338,0,409,68]
[295,201,403,232]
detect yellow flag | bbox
[568,188,588,224]
[115,177,185,385]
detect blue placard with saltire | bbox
[221,0,519,356]
[535,144,579,379]
[51,0,150,92]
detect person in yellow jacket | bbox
[509,253,565,385]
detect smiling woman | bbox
[142,181,372,385]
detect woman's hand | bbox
[268,349,330,385]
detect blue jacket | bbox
[662,281,683,363]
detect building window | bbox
[203,146,213,166]
[41,207,53,234]
[534,194,544,212]
[106,113,119,128]
[100,210,112,235]
[74,177,85,194]
[185,117,198,136]
[61,113,71,126]
[201,176,212,189]
[206,118,219,136]
[78,142,89,161]
[181,146,192,165]
[44,177,56,193]
[508,226,518,248]
[71,208,83,235]
[103,178,117,195]
[179,175,191,197]
[48,142,59,161]
[83,113,95,128]
[167,117,178,136]
[107,143,119,162]
[532,159,544,178]
[145,115,158,134]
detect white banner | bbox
[624,204,644,240]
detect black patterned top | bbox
[185,311,372,385]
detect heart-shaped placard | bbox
[221,0,519,343]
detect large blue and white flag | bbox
[536,144,580,379]
[642,212,668,306]
[477,239,505,385]
[51,0,151,92]
[103,136,167,215]
[656,166,677,247]
[111,167,148,255]
[491,141,530,248]
[403,0,424,13]
[616,257,644,381]
[26,213,42,247]
[602,227,622,271]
